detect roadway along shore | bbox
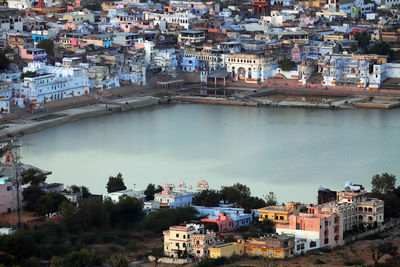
[0,95,164,142]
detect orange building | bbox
[244,235,295,258]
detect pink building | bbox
[201,212,234,232]
[276,211,342,254]
[291,44,301,63]
[64,22,77,31]
[0,177,22,214]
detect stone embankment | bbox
[0,96,163,142]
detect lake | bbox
[20,104,400,203]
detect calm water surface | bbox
[20,104,400,203]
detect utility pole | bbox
[10,135,23,229]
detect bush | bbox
[314,258,326,264]
[343,258,365,266]
[80,232,98,245]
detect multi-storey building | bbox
[83,34,113,48]
[62,11,95,24]
[0,177,22,214]
[178,30,205,46]
[164,224,217,258]
[257,202,301,223]
[0,81,12,114]
[20,48,47,63]
[276,212,343,254]
[320,53,400,90]
[86,65,120,90]
[309,183,384,231]
[226,53,274,83]
[191,231,217,258]
[154,184,196,208]
[144,12,197,30]
[16,62,89,106]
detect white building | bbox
[85,65,120,91]
[154,184,196,208]
[103,188,146,203]
[0,81,12,114]
[16,62,89,106]
[8,0,36,9]
[144,11,198,30]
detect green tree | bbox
[193,189,221,207]
[258,218,275,234]
[354,31,369,52]
[371,173,396,194]
[0,50,8,70]
[369,42,394,59]
[70,185,90,199]
[109,253,128,267]
[37,39,54,57]
[350,43,358,53]
[63,248,101,267]
[59,201,79,232]
[264,192,277,206]
[150,248,164,267]
[22,185,45,212]
[24,257,41,267]
[4,230,36,263]
[21,168,47,186]
[371,242,398,264]
[279,57,296,71]
[115,195,144,226]
[220,183,251,204]
[35,192,68,216]
[106,173,127,193]
[240,196,266,213]
[144,183,163,201]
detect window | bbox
[310,241,317,248]
[176,234,179,238]
[324,238,329,244]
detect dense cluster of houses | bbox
[159,182,384,261]
[0,0,397,112]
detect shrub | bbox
[314,258,326,264]
[343,258,365,266]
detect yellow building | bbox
[244,236,295,259]
[209,240,244,259]
[324,35,344,42]
[257,202,300,223]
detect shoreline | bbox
[0,95,163,142]
[1,88,400,142]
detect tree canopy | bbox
[220,183,251,204]
[354,31,369,51]
[37,39,54,57]
[0,49,8,71]
[371,173,396,194]
[264,192,277,206]
[193,189,221,207]
[106,173,127,193]
[279,57,296,71]
[144,183,163,201]
[21,168,47,186]
[371,242,398,264]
